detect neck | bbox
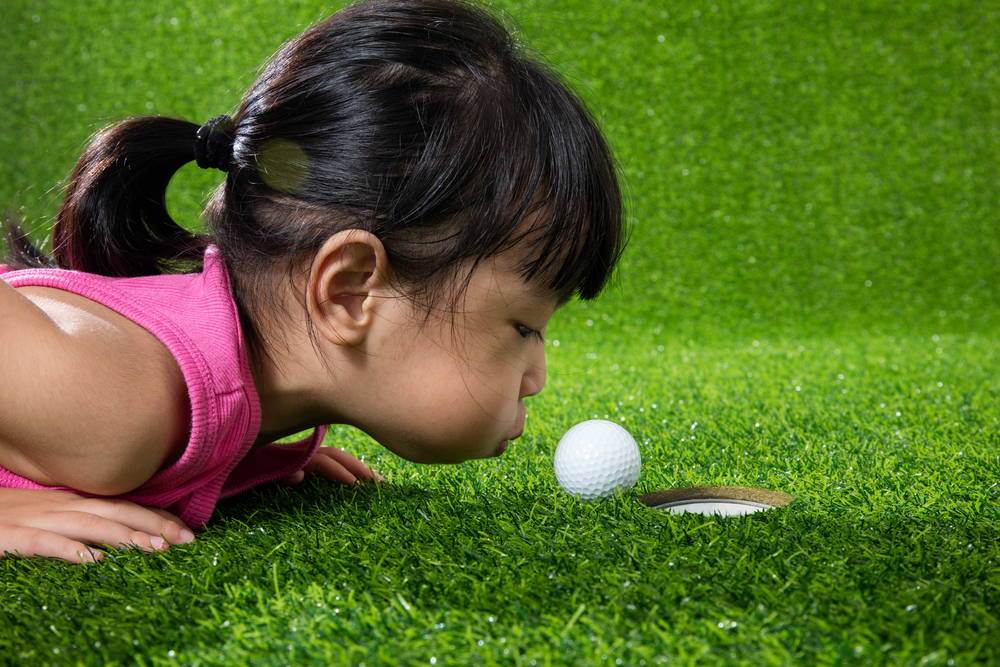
[247,324,346,448]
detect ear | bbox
[306,230,391,347]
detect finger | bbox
[319,447,379,481]
[278,470,306,487]
[41,510,171,553]
[144,507,197,543]
[1,526,104,564]
[310,455,360,485]
[73,498,195,545]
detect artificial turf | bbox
[2,0,998,665]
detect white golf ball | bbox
[553,420,641,499]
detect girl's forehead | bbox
[467,253,568,308]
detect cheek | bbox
[454,335,526,404]
[395,318,523,422]
[391,342,501,423]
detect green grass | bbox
[2,0,999,665]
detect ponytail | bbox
[48,116,211,277]
[2,210,54,269]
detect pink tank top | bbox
[0,247,325,527]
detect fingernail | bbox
[150,536,167,550]
[179,529,195,543]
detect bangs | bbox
[446,57,627,302]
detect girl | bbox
[0,0,625,563]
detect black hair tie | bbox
[194,115,235,172]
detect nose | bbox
[519,346,547,399]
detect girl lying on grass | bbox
[0,0,625,563]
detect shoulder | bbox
[0,283,189,495]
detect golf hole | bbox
[638,486,795,517]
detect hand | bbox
[0,488,194,564]
[279,446,384,487]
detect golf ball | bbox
[553,420,641,499]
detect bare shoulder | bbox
[0,281,189,495]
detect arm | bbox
[0,487,194,563]
[0,280,188,495]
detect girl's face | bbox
[356,252,562,464]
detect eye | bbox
[517,324,545,343]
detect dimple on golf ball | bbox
[554,420,641,499]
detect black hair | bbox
[5,0,626,360]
